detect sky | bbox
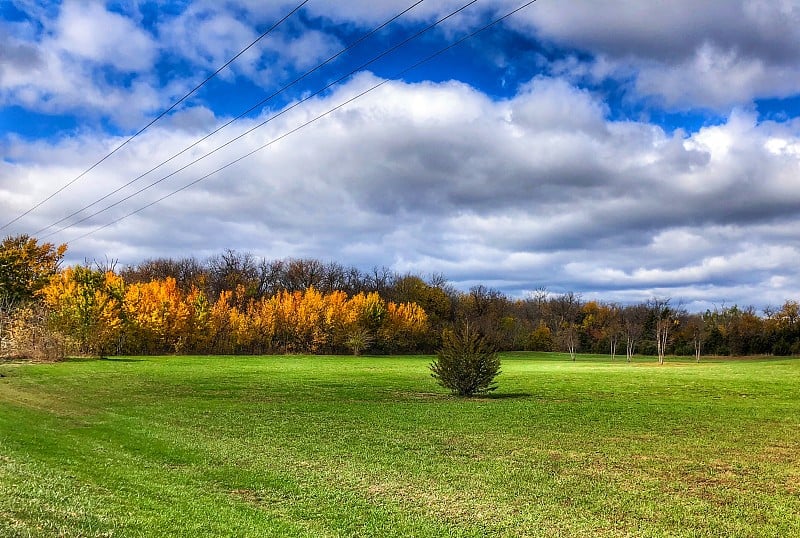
[2,0,800,311]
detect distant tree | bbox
[121,257,206,291]
[281,258,326,292]
[549,292,582,360]
[622,303,648,362]
[705,304,765,355]
[649,297,681,365]
[206,250,259,304]
[123,277,197,354]
[599,302,623,360]
[457,285,512,348]
[388,274,453,348]
[683,313,707,362]
[366,266,395,296]
[528,323,553,351]
[430,323,500,397]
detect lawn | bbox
[1,353,798,537]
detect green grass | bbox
[1,353,798,537]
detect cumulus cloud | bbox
[3,1,800,310]
[0,1,160,126]
[3,74,800,308]
[54,1,156,72]
[505,0,800,110]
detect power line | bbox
[0,0,310,232]
[66,0,540,246]
[34,0,427,237]
[42,0,478,239]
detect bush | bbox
[430,323,500,397]
[1,305,68,362]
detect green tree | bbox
[0,235,67,305]
[430,324,500,397]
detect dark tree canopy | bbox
[430,324,501,397]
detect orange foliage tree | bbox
[38,266,429,356]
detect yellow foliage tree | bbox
[40,266,124,355]
[123,277,195,353]
[381,301,428,352]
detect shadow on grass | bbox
[485,392,532,400]
[62,356,145,363]
[100,357,144,362]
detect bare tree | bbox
[122,257,205,291]
[684,313,706,362]
[282,258,325,291]
[522,288,549,328]
[622,303,648,363]
[257,259,285,297]
[549,292,582,361]
[88,256,119,273]
[366,266,394,295]
[649,297,682,365]
[603,303,623,360]
[206,250,259,302]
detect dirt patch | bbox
[366,481,476,519]
[230,489,266,505]
[761,443,799,465]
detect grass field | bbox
[1,353,799,537]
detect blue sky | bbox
[2,0,800,311]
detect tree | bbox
[683,313,707,362]
[121,256,205,291]
[549,292,582,360]
[599,303,623,360]
[40,266,125,355]
[649,297,679,365]
[206,250,259,305]
[123,278,196,354]
[622,303,648,362]
[0,235,66,306]
[430,323,500,397]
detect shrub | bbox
[430,323,500,397]
[345,327,373,356]
[1,305,68,362]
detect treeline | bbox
[2,235,800,360]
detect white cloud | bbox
[0,1,160,125]
[505,0,800,110]
[55,1,156,72]
[3,74,800,307]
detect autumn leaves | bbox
[38,267,428,356]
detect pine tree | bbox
[430,323,500,397]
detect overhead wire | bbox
[42,0,478,239]
[34,0,427,237]
[0,0,310,232]
[65,0,540,246]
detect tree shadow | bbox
[484,392,532,400]
[99,357,144,363]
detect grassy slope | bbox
[0,353,798,537]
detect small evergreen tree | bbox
[430,323,500,397]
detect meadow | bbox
[1,353,798,537]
